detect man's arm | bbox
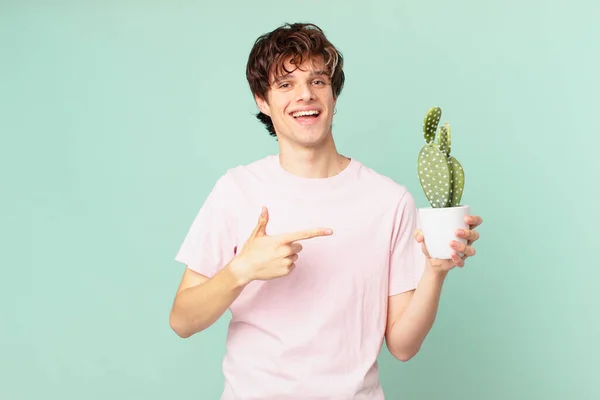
[169,205,333,338]
[169,262,247,338]
[385,214,483,361]
[384,266,448,361]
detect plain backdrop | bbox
[1,0,598,399]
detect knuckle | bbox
[277,244,291,256]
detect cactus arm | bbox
[448,156,464,206]
[422,107,441,144]
[418,144,451,208]
[438,122,451,157]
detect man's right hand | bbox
[230,206,333,285]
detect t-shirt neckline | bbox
[269,153,360,191]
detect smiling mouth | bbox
[291,110,320,118]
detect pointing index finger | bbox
[278,228,333,243]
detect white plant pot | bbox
[418,205,470,259]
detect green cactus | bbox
[438,123,450,157]
[417,107,464,208]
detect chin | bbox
[292,129,331,147]
[275,113,333,146]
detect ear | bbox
[255,94,271,116]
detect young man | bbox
[170,22,482,399]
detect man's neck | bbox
[277,143,350,179]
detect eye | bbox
[312,80,325,85]
[278,83,290,89]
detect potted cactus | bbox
[417,106,470,259]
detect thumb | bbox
[253,206,269,237]
[413,229,430,258]
[239,207,269,255]
[413,229,424,243]
[420,241,430,258]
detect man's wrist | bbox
[424,263,449,280]
[226,257,254,288]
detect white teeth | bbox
[292,110,320,117]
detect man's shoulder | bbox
[354,158,412,199]
[219,154,276,181]
[210,154,277,192]
[228,154,275,173]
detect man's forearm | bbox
[169,262,248,338]
[388,267,448,360]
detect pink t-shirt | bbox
[175,154,425,399]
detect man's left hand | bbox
[414,215,483,272]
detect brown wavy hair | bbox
[246,22,345,137]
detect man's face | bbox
[255,56,337,148]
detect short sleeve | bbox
[174,173,238,278]
[388,189,426,296]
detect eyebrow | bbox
[273,70,329,83]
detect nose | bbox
[296,82,315,102]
